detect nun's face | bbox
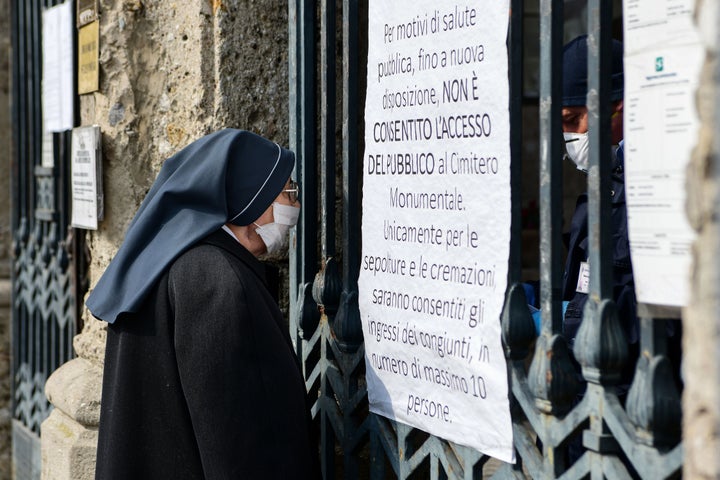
[253,179,301,226]
[228,178,301,256]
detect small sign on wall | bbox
[78,20,99,94]
[71,125,103,230]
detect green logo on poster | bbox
[655,57,664,72]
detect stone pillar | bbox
[40,1,289,478]
[41,357,102,480]
[683,1,720,478]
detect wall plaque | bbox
[78,20,99,94]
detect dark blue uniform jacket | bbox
[561,144,639,386]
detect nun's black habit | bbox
[88,130,319,479]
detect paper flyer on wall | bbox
[71,125,104,230]
[358,0,514,463]
[622,0,702,307]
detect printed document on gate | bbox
[622,0,701,307]
[358,0,514,463]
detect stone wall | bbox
[42,1,290,478]
[683,1,720,478]
[0,0,13,477]
[80,0,289,324]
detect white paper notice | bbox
[623,0,701,307]
[42,2,74,133]
[358,0,513,462]
[71,126,102,230]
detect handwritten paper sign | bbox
[358,0,514,462]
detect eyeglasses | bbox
[283,180,300,204]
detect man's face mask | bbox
[254,203,300,254]
[563,132,590,172]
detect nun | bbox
[87,129,319,479]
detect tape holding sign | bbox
[358,0,514,463]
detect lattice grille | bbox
[12,220,76,435]
[13,364,50,434]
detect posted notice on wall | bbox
[623,0,702,307]
[71,125,103,230]
[358,0,513,462]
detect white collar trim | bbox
[221,225,241,243]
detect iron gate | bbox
[10,1,84,478]
[288,0,684,478]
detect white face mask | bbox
[254,203,300,254]
[563,132,590,172]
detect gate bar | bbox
[320,0,336,262]
[586,0,613,301]
[508,0,524,284]
[538,0,564,334]
[288,0,318,342]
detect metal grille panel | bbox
[12,219,75,435]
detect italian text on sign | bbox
[358,0,514,463]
